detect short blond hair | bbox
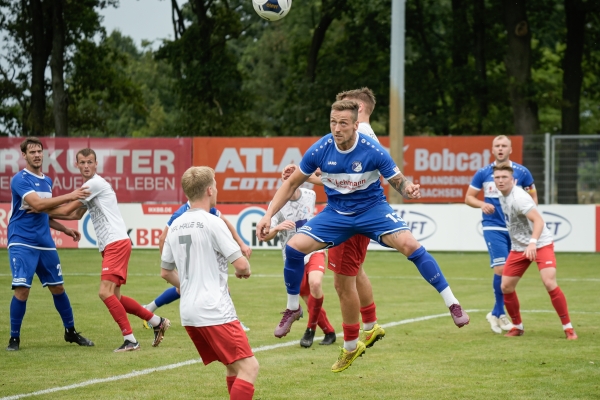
[331,100,359,122]
[493,162,514,175]
[336,87,376,115]
[493,135,512,145]
[181,166,215,202]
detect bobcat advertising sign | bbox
[0,138,192,203]
[193,135,522,203]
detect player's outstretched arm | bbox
[388,173,421,199]
[232,256,251,279]
[158,226,169,254]
[527,188,539,205]
[262,220,296,242]
[221,215,252,259]
[161,268,180,288]
[49,218,81,242]
[44,200,87,220]
[23,187,89,212]
[256,168,308,241]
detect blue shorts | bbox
[482,229,511,268]
[8,245,64,288]
[298,203,409,248]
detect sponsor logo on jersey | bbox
[328,161,337,165]
[352,161,363,172]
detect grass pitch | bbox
[1,249,599,399]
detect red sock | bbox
[230,378,254,400]
[307,295,323,330]
[120,296,154,321]
[103,295,133,335]
[548,287,570,325]
[317,307,335,334]
[360,302,377,325]
[342,322,360,342]
[503,291,522,326]
[226,376,236,394]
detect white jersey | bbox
[498,185,553,251]
[358,122,379,143]
[270,188,322,264]
[79,174,129,252]
[161,208,243,327]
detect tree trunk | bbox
[473,0,488,133]
[50,0,68,137]
[306,0,348,83]
[502,0,543,200]
[451,0,469,116]
[29,0,51,136]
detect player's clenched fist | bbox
[405,183,421,199]
[256,215,271,241]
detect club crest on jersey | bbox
[352,161,363,172]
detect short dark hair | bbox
[76,148,97,162]
[20,137,43,153]
[336,87,376,115]
[493,163,514,174]
[331,100,359,122]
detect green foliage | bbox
[1,249,599,399]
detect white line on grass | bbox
[2,309,600,400]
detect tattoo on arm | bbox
[388,174,411,199]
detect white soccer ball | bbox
[252,0,292,22]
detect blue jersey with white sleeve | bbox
[299,133,400,214]
[469,161,534,228]
[7,169,55,249]
[166,202,221,226]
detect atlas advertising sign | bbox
[0,138,192,203]
[0,203,597,252]
[193,136,522,204]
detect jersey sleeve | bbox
[160,238,176,270]
[167,203,188,226]
[211,218,242,262]
[299,137,327,176]
[470,169,484,190]
[210,207,221,217]
[517,192,536,215]
[520,167,535,190]
[377,149,401,180]
[79,178,104,206]
[12,175,35,200]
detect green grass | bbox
[1,249,599,399]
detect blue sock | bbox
[10,296,27,338]
[492,274,504,317]
[155,287,180,308]
[408,246,449,293]
[283,245,306,295]
[52,291,75,329]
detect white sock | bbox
[363,321,376,331]
[563,323,573,330]
[344,339,358,352]
[514,323,524,330]
[148,315,161,327]
[287,294,300,311]
[145,301,157,312]
[440,287,459,307]
[124,334,136,343]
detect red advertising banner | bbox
[0,138,192,203]
[193,135,522,203]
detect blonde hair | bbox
[335,87,376,115]
[181,166,215,202]
[492,162,514,175]
[493,135,512,145]
[331,100,359,122]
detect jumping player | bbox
[256,100,469,372]
[493,163,577,340]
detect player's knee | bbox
[500,283,514,294]
[542,279,557,292]
[48,285,65,295]
[13,287,30,301]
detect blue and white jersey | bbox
[7,169,55,249]
[469,161,535,229]
[299,133,400,214]
[167,202,221,226]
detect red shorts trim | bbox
[327,234,370,276]
[100,239,131,286]
[185,321,254,365]
[503,243,557,278]
[300,252,326,297]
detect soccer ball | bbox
[252,0,292,22]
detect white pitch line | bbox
[2,309,600,400]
